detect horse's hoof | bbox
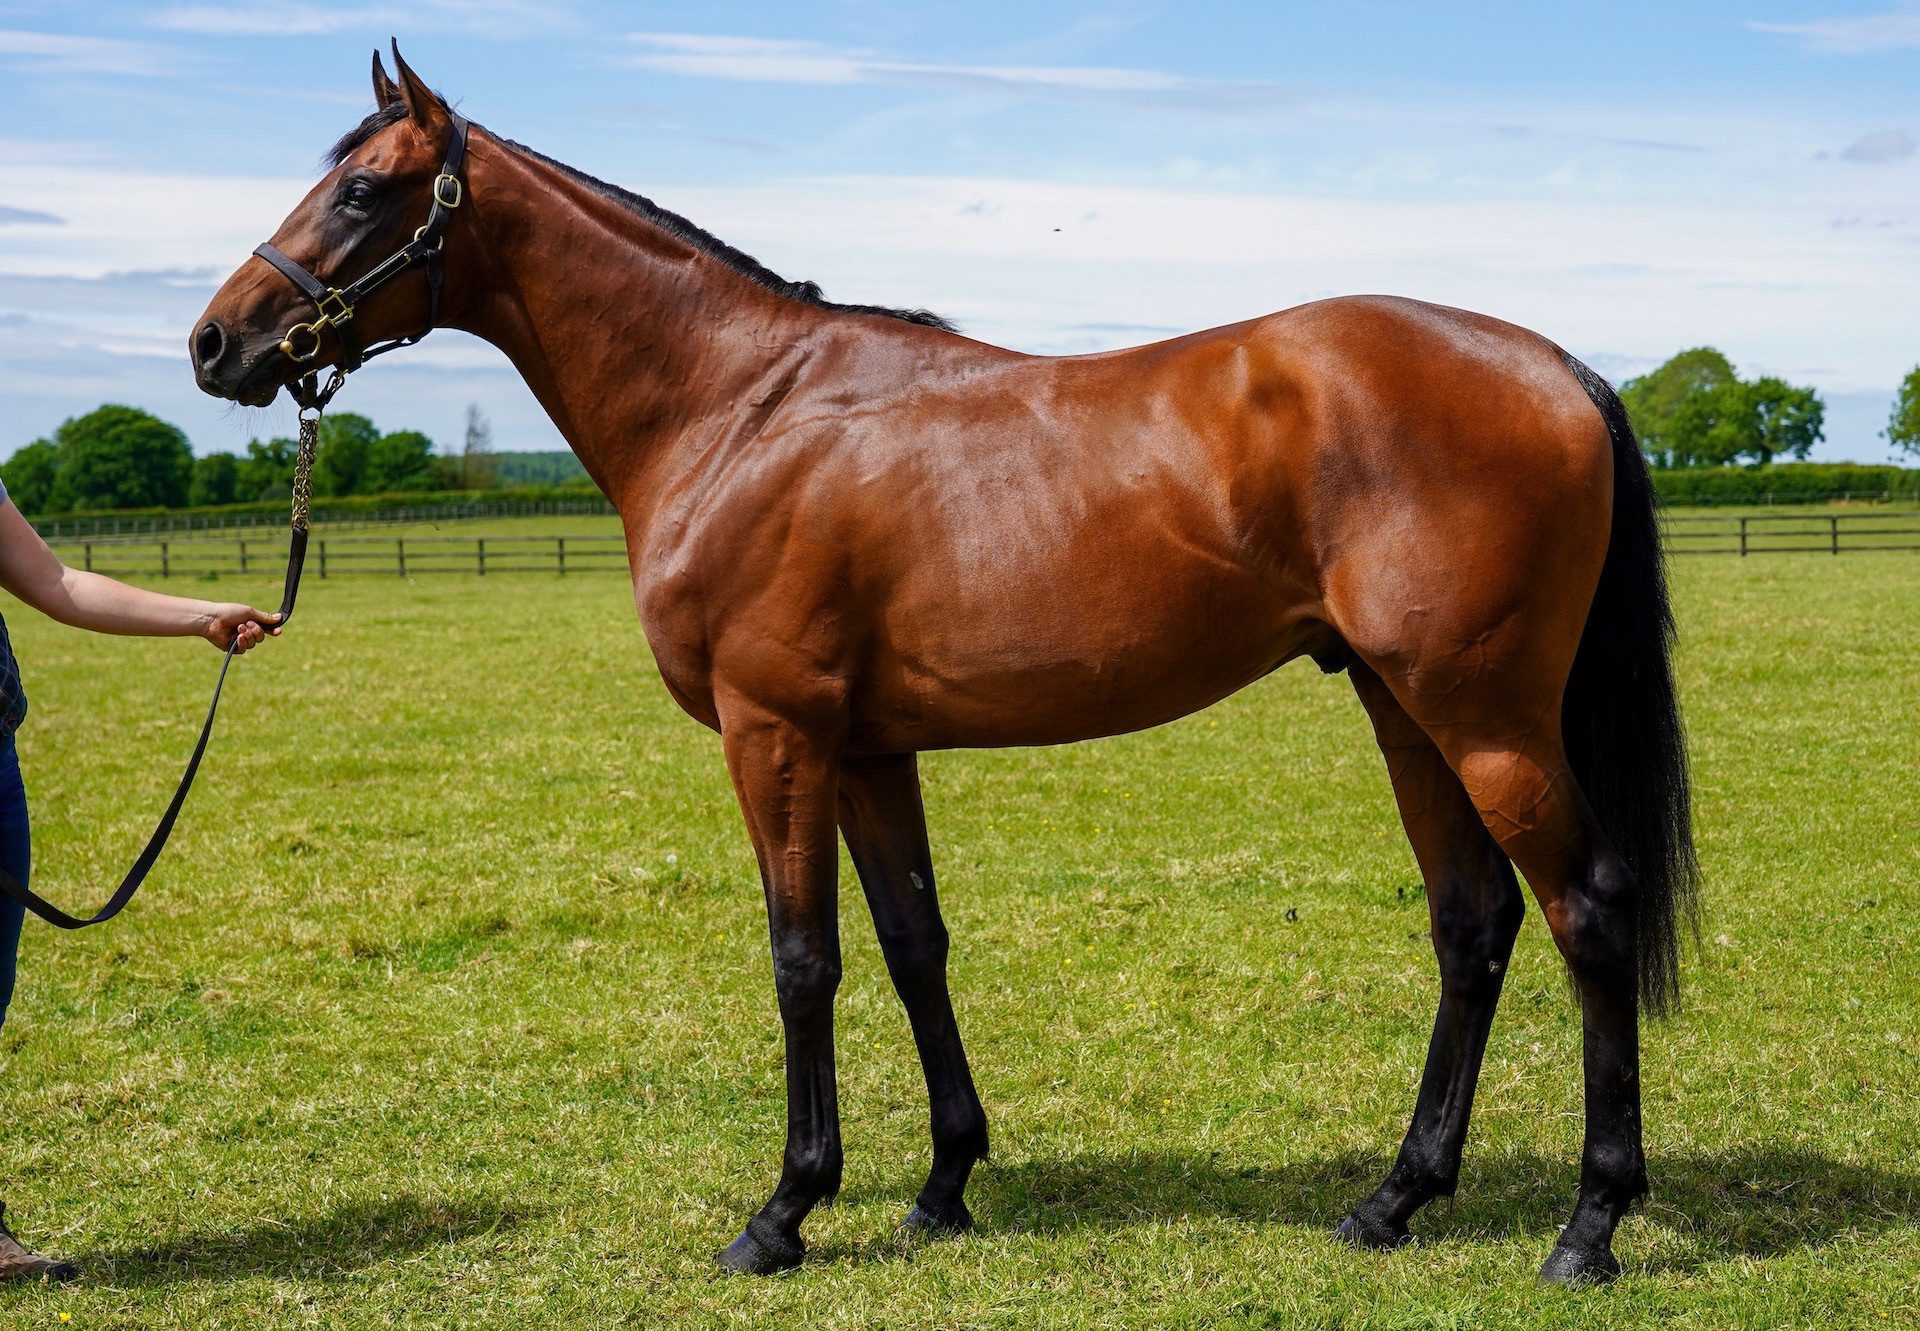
[715,1221,804,1276]
[1538,1242,1621,1286]
[1334,1210,1410,1251]
[902,1201,973,1237]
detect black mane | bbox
[324,106,957,333]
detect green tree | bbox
[45,405,193,512]
[1887,366,1920,460]
[0,439,61,515]
[237,436,297,502]
[312,412,381,498]
[362,430,441,494]
[1744,376,1823,465]
[1663,382,1748,467]
[1622,350,1824,467]
[189,451,239,507]
[1621,347,1737,467]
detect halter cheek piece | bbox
[252,112,470,387]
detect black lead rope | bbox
[0,370,336,931]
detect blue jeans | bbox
[0,736,28,1032]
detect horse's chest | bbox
[632,575,722,730]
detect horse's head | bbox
[192,44,465,407]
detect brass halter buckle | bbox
[278,291,355,362]
[433,173,463,208]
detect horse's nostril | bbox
[194,321,226,370]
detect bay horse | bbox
[191,48,1696,1284]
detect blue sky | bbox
[1,1,1915,461]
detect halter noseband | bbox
[252,112,470,381]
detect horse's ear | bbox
[370,50,399,109]
[389,40,447,129]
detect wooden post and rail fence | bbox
[40,512,1920,581]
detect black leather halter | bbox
[253,112,470,374]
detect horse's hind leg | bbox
[1336,664,1525,1250]
[838,754,989,1234]
[1386,683,1647,1284]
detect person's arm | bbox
[0,500,281,652]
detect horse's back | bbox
[644,294,1615,751]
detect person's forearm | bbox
[39,567,223,638]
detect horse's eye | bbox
[343,180,377,212]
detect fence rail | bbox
[40,513,1920,580]
[1662,511,1920,555]
[46,532,632,579]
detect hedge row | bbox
[1650,463,1920,505]
[32,481,606,531]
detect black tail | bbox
[1559,352,1700,1017]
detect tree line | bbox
[1622,349,1920,466]
[0,403,509,516]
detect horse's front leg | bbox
[714,705,845,1275]
[838,753,989,1235]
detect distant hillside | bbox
[490,450,590,486]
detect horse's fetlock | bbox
[1581,1142,1647,1203]
[783,1144,844,1201]
[936,1109,990,1166]
[1392,1144,1459,1201]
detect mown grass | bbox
[0,553,1915,1329]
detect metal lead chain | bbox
[287,366,342,533]
[291,410,319,532]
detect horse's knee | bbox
[877,918,949,985]
[771,946,841,1018]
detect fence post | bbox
[1738,517,1747,557]
[397,538,406,577]
[238,539,248,575]
[477,538,486,576]
[161,541,170,578]
[557,536,566,575]
[84,542,93,573]
[1830,515,1839,555]
[319,540,328,579]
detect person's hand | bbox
[202,604,283,653]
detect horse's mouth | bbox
[202,345,296,409]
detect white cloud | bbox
[1749,5,1920,54]
[0,28,181,75]
[150,0,574,38]
[0,150,306,278]
[150,4,403,37]
[623,33,1296,111]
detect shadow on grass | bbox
[829,1146,1918,1271]
[86,1193,527,1286]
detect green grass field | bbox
[1,553,1915,1328]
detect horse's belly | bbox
[848,560,1324,753]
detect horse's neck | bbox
[445,135,821,513]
